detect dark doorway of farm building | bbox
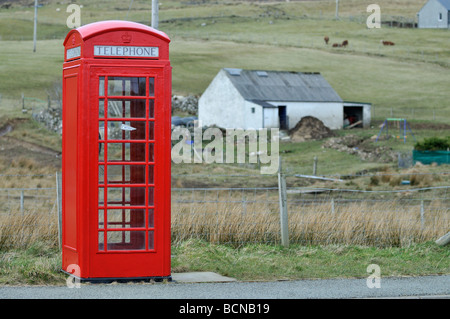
[344,106,363,128]
[278,106,288,130]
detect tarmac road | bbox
[0,275,449,299]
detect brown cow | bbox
[342,40,348,47]
[381,40,395,46]
[332,43,341,47]
[324,36,329,45]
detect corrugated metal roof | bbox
[223,69,343,103]
[250,100,278,108]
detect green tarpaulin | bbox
[413,150,450,165]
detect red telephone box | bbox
[61,21,171,282]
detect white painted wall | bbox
[243,101,263,129]
[267,101,344,130]
[198,70,245,129]
[362,105,371,128]
[263,108,279,128]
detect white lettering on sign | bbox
[66,46,81,60]
[94,45,159,58]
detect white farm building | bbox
[198,68,371,130]
[418,0,450,28]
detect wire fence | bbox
[0,185,58,249]
[0,172,449,249]
[172,185,450,247]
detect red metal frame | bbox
[62,21,171,282]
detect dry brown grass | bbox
[0,211,58,250]
[172,196,450,247]
[1,191,448,249]
[288,200,449,246]
[172,199,281,245]
[0,183,58,249]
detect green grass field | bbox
[1,239,448,285]
[1,0,449,122]
[1,37,449,123]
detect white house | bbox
[418,0,450,28]
[198,68,371,131]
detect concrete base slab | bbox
[172,272,237,283]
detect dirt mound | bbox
[289,116,335,142]
[0,118,27,137]
[322,134,397,163]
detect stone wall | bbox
[32,106,62,135]
[172,95,198,115]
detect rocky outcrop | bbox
[172,95,198,115]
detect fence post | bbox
[278,157,289,247]
[20,190,24,215]
[420,200,425,230]
[313,156,318,176]
[242,192,247,216]
[56,172,63,249]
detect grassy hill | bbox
[0,0,449,178]
[1,0,449,119]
